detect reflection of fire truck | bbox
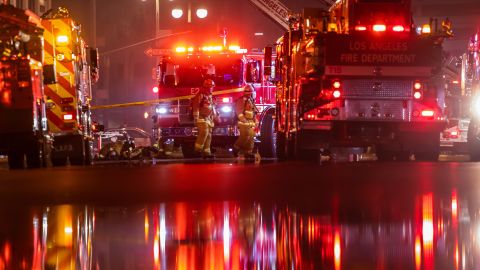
[41,7,99,165]
[0,4,50,169]
[464,32,480,161]
[152,44,276,157]
[274,0,449,161]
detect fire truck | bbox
[273,0,449,161]
[41,7,99,166]
[0,4,50,169]
[463,31,480,161]
[152,43,276,157]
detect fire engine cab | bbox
[152,43,276,157]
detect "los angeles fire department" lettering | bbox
[339,41,415,64]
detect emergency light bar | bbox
[173,45,247,54]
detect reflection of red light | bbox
[422,193,434,270]
[452,191,458,224]
[334,231,341,270]
[3,242,11,265]
[153,237,159,269]
[455,241,459,270]
[415,236,422,270]
[145,211,149,243]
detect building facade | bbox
[7,0,51,15]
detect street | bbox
[1,159,480,269]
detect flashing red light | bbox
[413,91,423,100]
[63,114,73,120]
[306,113,315,120]
[373,24,386,32]
[452,80,459,84]
[1,89,12,105]
[152,86,159,93]
[333,81,341,89]
[333,90,341,98]
[355,25,367,31]
[392,25,405,32]
[450,130,459,136]
[414,82,422,90]
[221,97,232,103]
[421,109,435,117]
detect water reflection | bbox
[0,190,478,269]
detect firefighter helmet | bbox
[203,79,215,88]
[243,84,254,93]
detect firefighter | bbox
[192,79,217,158]
[234,84,258,159]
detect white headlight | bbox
[473,96,480,117]
[156,107,167,114]
[221,106,232,113]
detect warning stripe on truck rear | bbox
[41,18,78,133]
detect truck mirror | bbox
[87,48,99,68]
[43,64,57,84]
[264,46,272,78]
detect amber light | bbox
[333,81,341,89]
[221,97,232,103]
[414,82,422,90]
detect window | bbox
[172,59,242,88]
[28,0,35,10]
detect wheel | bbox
[8,151,24,169]
[26,140,42,168]
[181,143,196,158]
[84,140,93,165]
[276,131,287,160]
[413,133,440,161]
[376,145,410,161]
[468,120,480,161]
[52,157,67,166]
[258,112,276,158]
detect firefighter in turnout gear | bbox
[234,84,258,159]
[192,79,217,158]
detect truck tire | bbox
[414,133,440,161]
[181,143,196,158]
[8,151,24,169]
[259,112,276,158]
[276,131,287,160]
[468,120,480,161]
[26,140,42,168]
[85,139,93,165]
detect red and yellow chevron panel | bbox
[41,18,79,133]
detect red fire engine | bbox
[41,7,99,166]
[152,43,276,157]
[0,4,51,169]
[274,0,450,161]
